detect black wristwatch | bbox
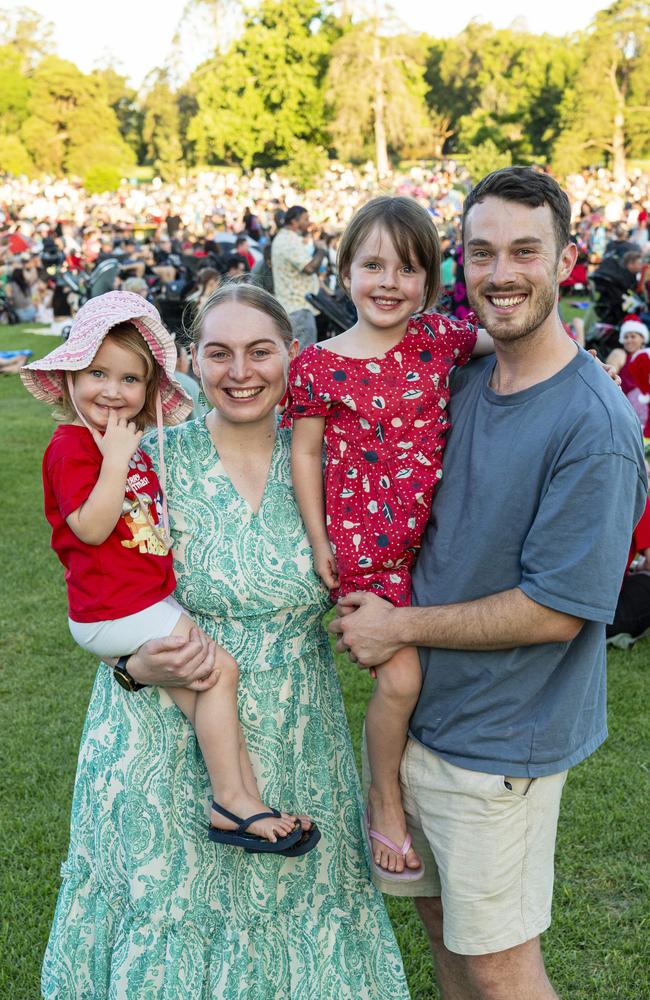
[113,655,147,692]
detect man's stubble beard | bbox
[467,282,557,345]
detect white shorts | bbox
[363,734,567,955]
[69,596,185,658]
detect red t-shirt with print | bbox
[43,424,175,622]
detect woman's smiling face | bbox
[192,300,297,425]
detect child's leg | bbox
[168,615,297,842]
[365,644,422,874]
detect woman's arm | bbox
[67,411,142,545]
[291,417,339,589]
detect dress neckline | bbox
[315,322,417,363]
[199,418,279,517]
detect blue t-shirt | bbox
[411,349,647,777]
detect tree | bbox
[0,45,30,130]
[168,0,244,85]
[20,56,135,183]
[463,139,512,182]
[326,15,431,173]
[141,71,184,179]
[187,0,332,182]
[425,22,578,164]
[0,6,53,68]
[92,68,145,163]
[553,1,650,179]
[0,44,33,172]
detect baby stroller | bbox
[0,289,19,325]
[306,289,357,338]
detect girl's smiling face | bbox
[342,225,427,339]
[622,330,645,354]
[72,337,148,433]
[192,301,298,426]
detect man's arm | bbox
[302,242,327,275]
[121,629,220,690]
[329,588,584,668]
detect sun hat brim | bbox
[20,290,193,425]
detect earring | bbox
[198,386,210,410]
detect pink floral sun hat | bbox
[20,290,193,425]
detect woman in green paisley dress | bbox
[42,284,410,999]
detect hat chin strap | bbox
[65,372,171,544]
[66,371,93,433]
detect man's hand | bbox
[328,592,402,668]
[126,627,220,690]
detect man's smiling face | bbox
[463,197,575,344]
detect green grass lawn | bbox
[1,324,649,999]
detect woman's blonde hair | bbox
[337,196,441,311]
[187,280,294,347]
[55,322,161,430]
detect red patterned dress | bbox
[286,312,477,605]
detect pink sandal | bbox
[363,809,425,882]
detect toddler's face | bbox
[72,337,148,433]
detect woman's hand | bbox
[313,539,340,590]
[125,627,221,690]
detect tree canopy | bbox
[1,1,650,187]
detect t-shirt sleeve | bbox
[421,312,478,367]
[44,435,102,519]
[284,350,332,420]
[519,451,647,623]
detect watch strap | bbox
[113,654,147,692]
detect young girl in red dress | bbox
[22,291,311,855]
[287,197,494,879]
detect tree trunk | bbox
[610,61,626,184]
[373,33,389,177]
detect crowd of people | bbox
[2,162,650,334]
[0,140,647,1000]
[15,165,648,1000]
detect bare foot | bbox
[211,792,297,842]
[367,790,421,874]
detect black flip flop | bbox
[277,823,321,857]
[208,802,303,854]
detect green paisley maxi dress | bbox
[42,421,410,1000]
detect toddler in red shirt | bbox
[21,291,311,855]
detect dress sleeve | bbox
[419,311,478,367]
[284,349,332,420]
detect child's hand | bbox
[93,409,143,466]
[313,539,340,590]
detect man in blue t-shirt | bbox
[331,167,647,1000]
